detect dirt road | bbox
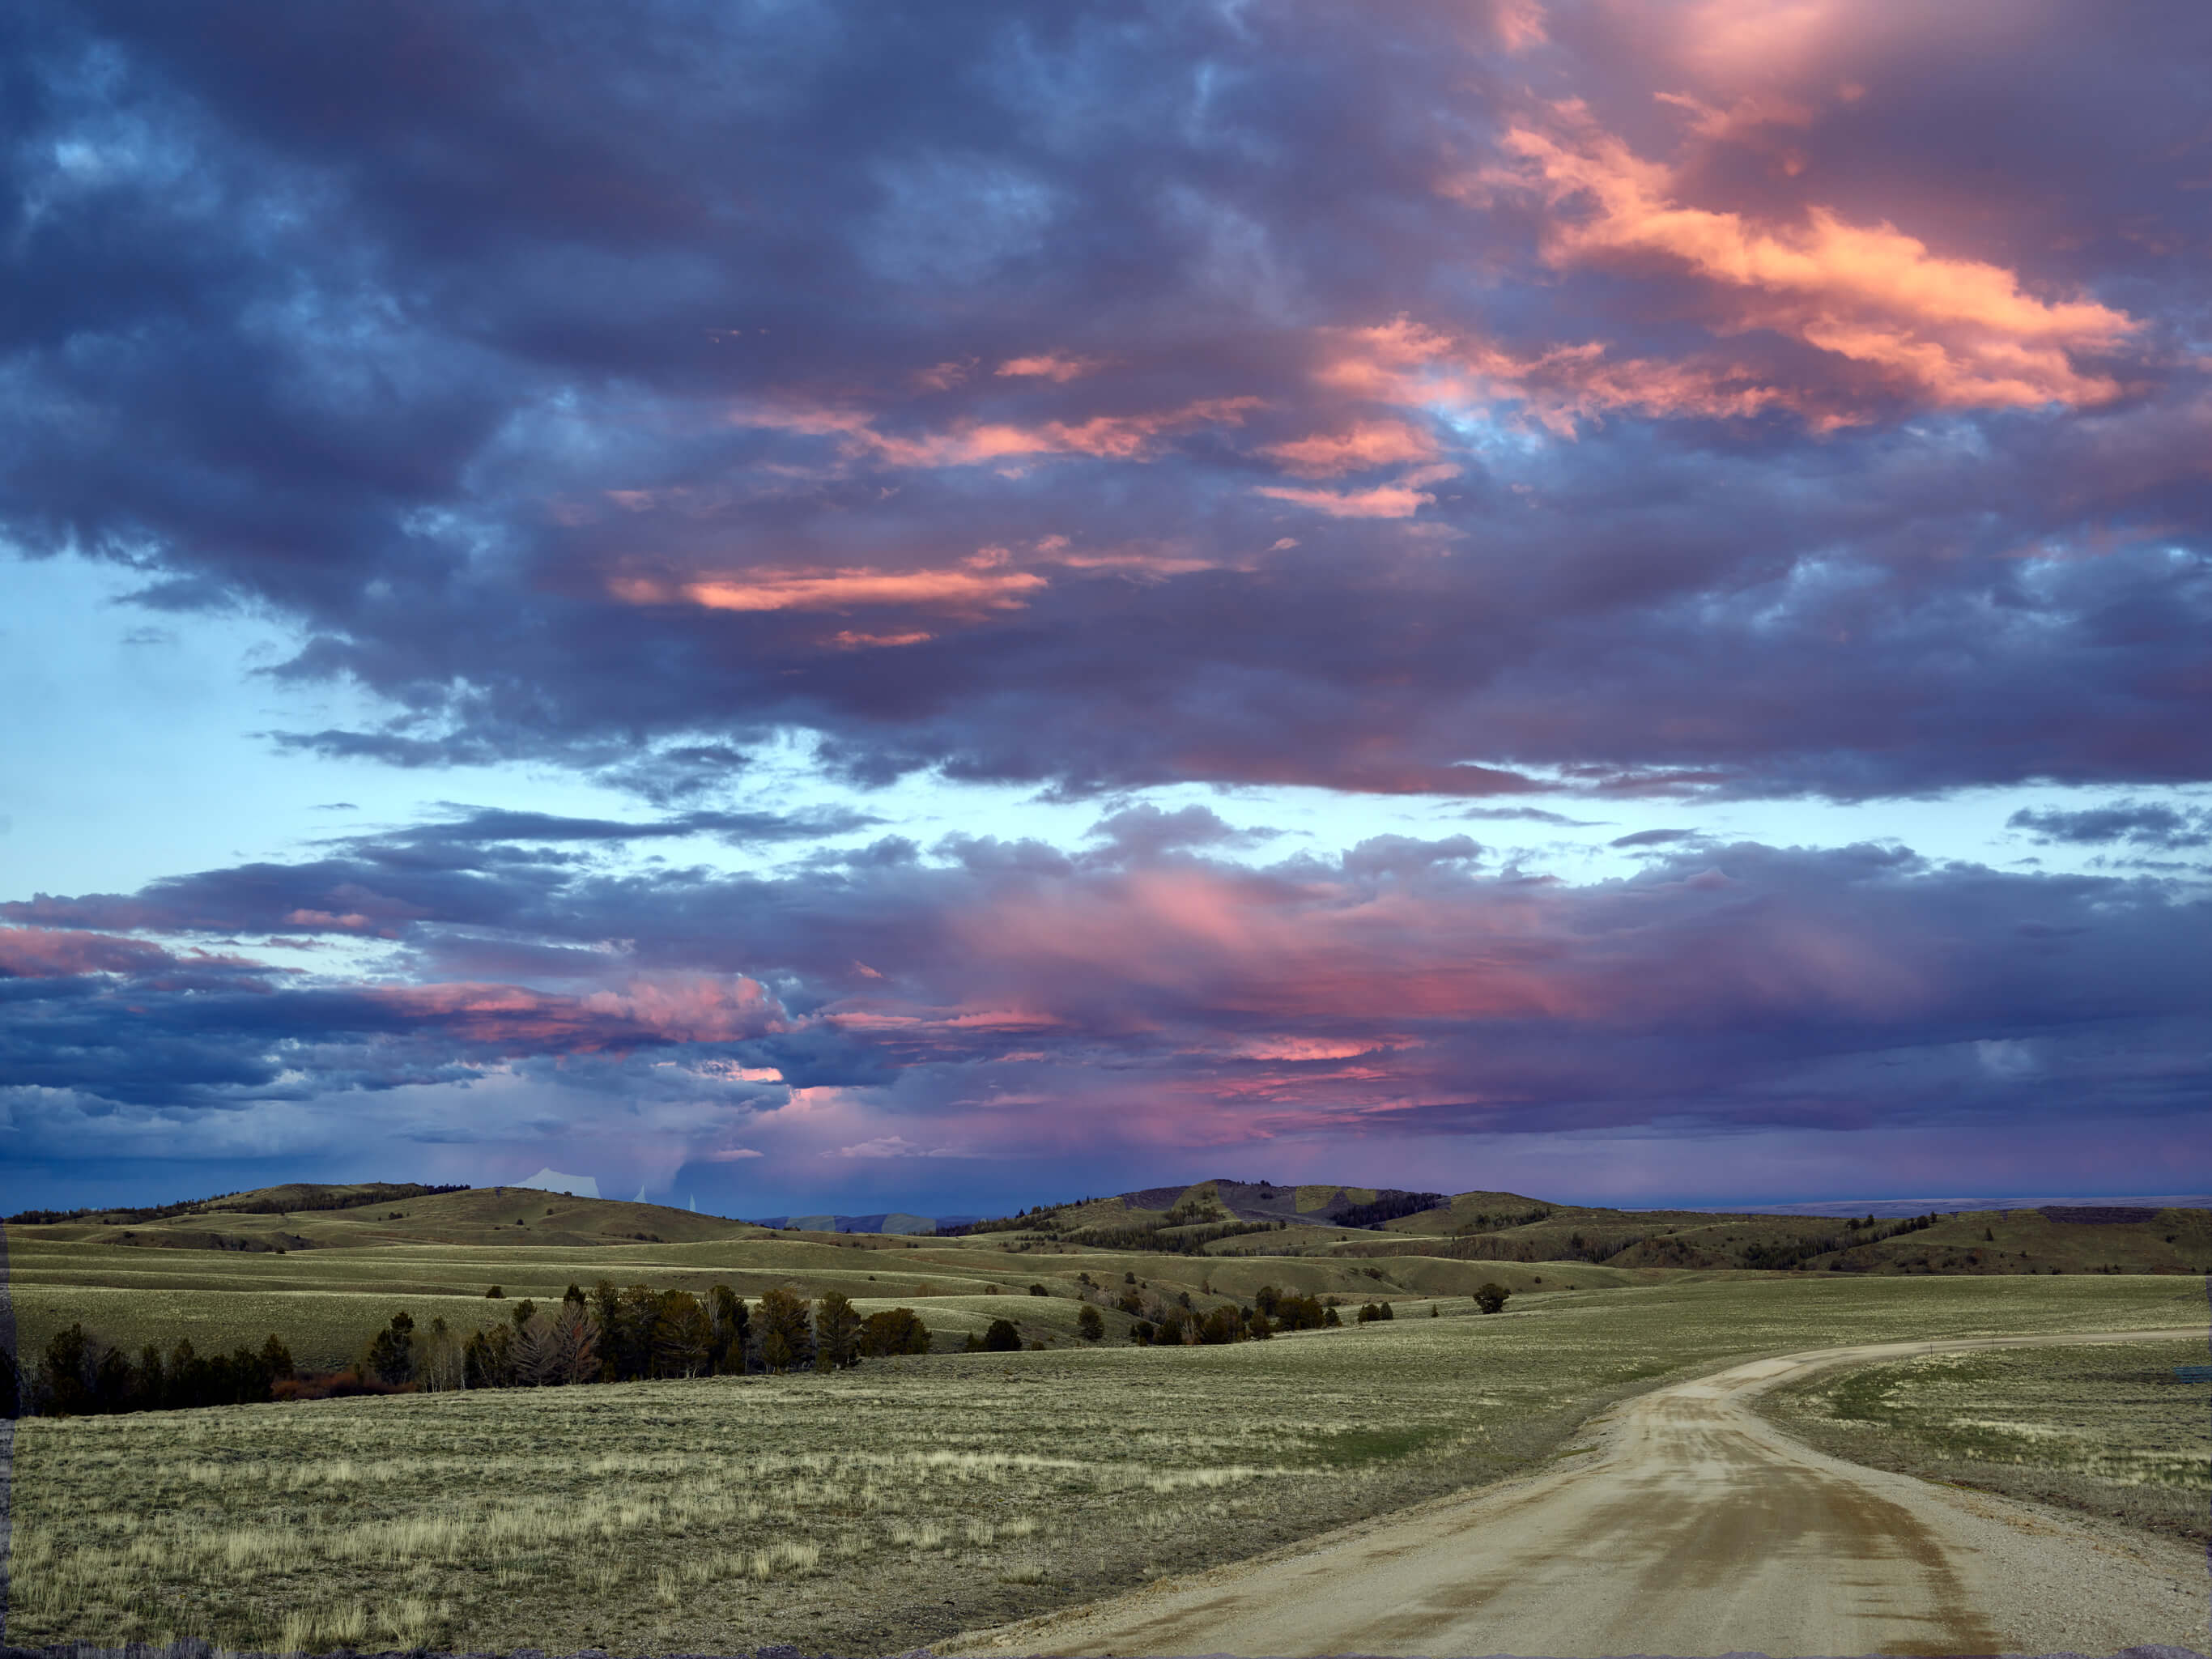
[951,1328,2208,1657]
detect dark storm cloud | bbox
[2,1,2208,802]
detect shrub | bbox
[1130,1319,1155,1345]
[1077,1305,1104,1342]
[1028,1283,1049,1296]
[1474,1283,1511,1315]
[485,1285,503,1298]
[981,1317,1022,1352]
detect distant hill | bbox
[6,1182,772,1250]
[10,1176,2206,1277]
[932,1176,2212,1277]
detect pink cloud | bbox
[828,628,935,649]
[0,926,199,978]
[995,352,1108,382]
[372,972,785,1049]
[1255,464,1455,518]
[1261,419,1439,476]
[283,908,378,931]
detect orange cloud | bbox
[1262,419,1439,476]
[611,556,1046,616]
[1499,108,2138,411]
[736,396,1265,469]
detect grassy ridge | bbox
[9,1274,2199,1657]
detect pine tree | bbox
[652,1291,713,1376]
[366,1312,417,1385]
[815,1291,863,1370]
[756,1287,813,1372]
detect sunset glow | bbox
[2,0,2207,1216]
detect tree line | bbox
[5,1281,936,1418]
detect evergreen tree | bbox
[652,1291,713,1376]
[814,1291,863,1370]
[756,1287,813,1372]
[708,1284,749,1373]
[365,1312,417,1385]
[857,1308,933,1357]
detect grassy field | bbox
[8,1273,2199,1657]
[3,1225,1631,1370]
[1757,1332,2212,1543]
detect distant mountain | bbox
[749,1212,979,1236]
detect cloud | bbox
[1253,474,1448,519]
[1495,104,2139,415]
[736,396,1268,469]
[1261,421,1439,477]
[996,354,1107,382]
[614,561,1049,616]
[4,803,2210,1199]
[0,2,2206,841]
[2007,802,2212,849]
[832,1135,964,1159]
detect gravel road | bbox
[948,1328,2209,1657]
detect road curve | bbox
[949,1328,2208,1658]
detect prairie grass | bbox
[10,1273,2198,1657]
[1758,1334,2211,1542]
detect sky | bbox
[2,0,2210,1219]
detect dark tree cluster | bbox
[1254,1285,1338,1330]
[1336,1192,1448,1229]
[11,1283,934,1417]
[19,1324,295,1417]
